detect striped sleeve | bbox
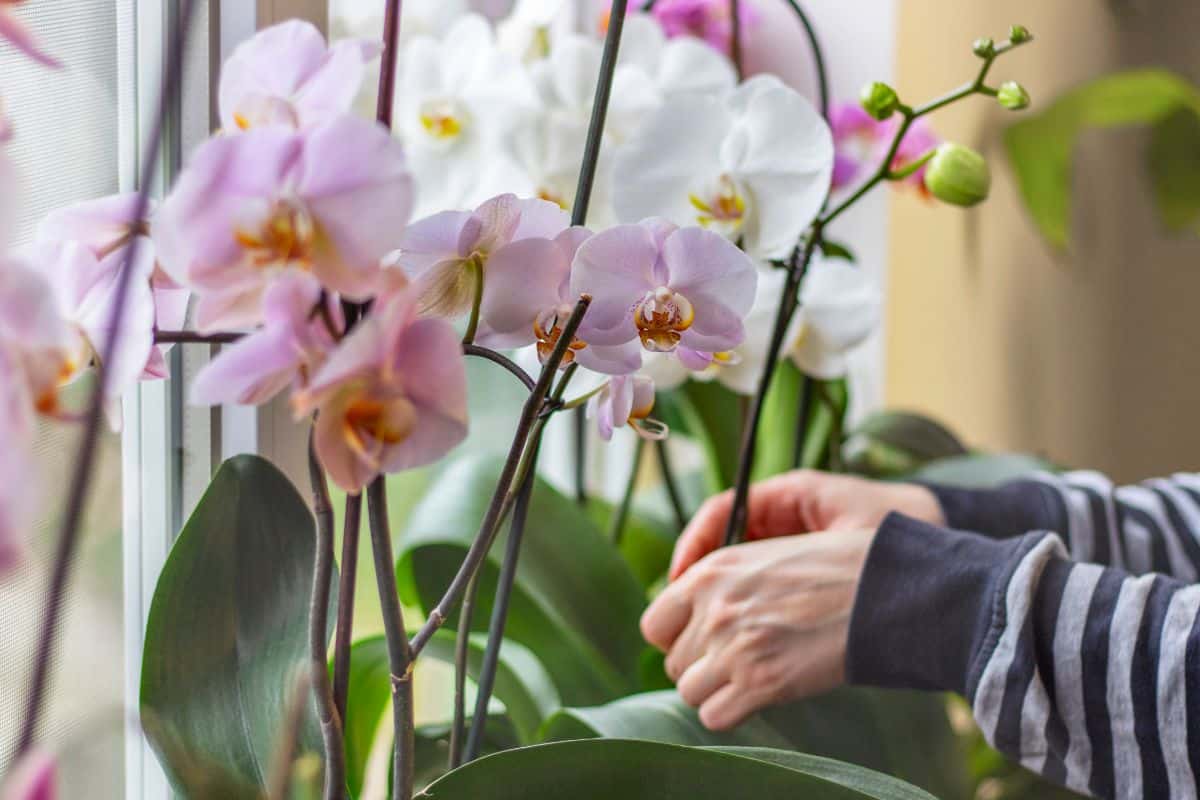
[929,472,1200,580]
[847,514,1200,799]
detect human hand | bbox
[642,529,875,730]
[668,470,942,580]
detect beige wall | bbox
[886,0,1200,482]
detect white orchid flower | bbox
[395,14,539,215]
[497,0,582,63]
[613,74,833,261]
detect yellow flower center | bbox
[234,200,315,271]
[341,393,417,465]
[634,287,694,353]
[688,175,748,237]
[419,99,468,142]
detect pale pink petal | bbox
[218,19,329,131]
[661,226,755,352]
[297,116,414,297]
[194,285,267,333]
[292,39,383,123]
[1,747,57,800]
[190,326,299,406]
[396,211,473,278]
[313,394,379,493]
[468,194,523,255]
[36,193,146,256]
[574,340,642,375]
[511,197,570,242]
[569,224,659,345]
[609,375,635,428]
[587,390,615,441]
[0,11,60,68]
[302,317,385,403]
[676,346,714,371]
[477,237,569,349]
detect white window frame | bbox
[121,2,326,798]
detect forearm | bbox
[848,513,1200,798]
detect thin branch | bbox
[655,437,689,531]
[462,344,536,391]
[572,407,588,505]
[408,297,592,657]
[375,0,404,129]
[448,567,482,769]
[730,0,743,79]
[154,330,243,345]
[307,433,348,800]
[779,0,830,119]
[332,492,363,726]
[791,375,816,469]
[367,477,414,800]
[14,0,200,757]
[609,439,645,546]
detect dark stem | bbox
[462,344,536,391]
[655,437,689,531]
[448,568,483,769]
[408,297,591,657]
[375,0,403,128]
[153,330,243,345]
[14,0,199,757]
[462,439,540,764]
[307,434,348,800]
[791,375,816,468]
[722,237,819,547]
[609,439,645,546]
[569,0,628,227]
[572,406,587,506]
[332,492,363,726]
[730,0,743,79]
[367,477,414,800]
[780,0,830,119]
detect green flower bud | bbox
[923,143,991,207]
[972,37,995,58]
[1009,24,1033,44]
[860,81,900,121]
[997,80,1031,110]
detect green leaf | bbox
[1004,68,1200,250]
[412,716,522,791]
[709,748,937,800]
[342,638,393,798]
[585,497,676,589]
[753,369,850,480]
[395,454,647,705]
[819,239,858,262]
[540,689,969,800]
[1148,107,1200,232]
[677,379,744,490]
[843,411,969,478]
[910,453,1058,487]
[423,739,936,799]
[140,455,332,795]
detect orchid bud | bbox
[923,143,991,207]
[860,81,900,121]
[1009,25,1033,44]
[997,81,1031,110]
[972,37,995,58]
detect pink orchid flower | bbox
[476,225,641,374]
[190,273,343,407]
[0,1,60,68]
[0,749,56,800]
[292,287,468,493]
[830,101,941,195]
[37,193,189,379]
[587,373,667,441]
[218,19,380,132]
[0,345,34,575]
[644,0,759,56]
[569,218,757,373]
[395,193,569,319]
[154,115,414,331]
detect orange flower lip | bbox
[634,287,694,354]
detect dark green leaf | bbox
[412,716,522,792]
[1148,107,1200,232]
[819,240,858,262]
[910,453,1058,488]
[677,379,744,490]
[395,454,647,705]
[585,497,676,589]
[540,689,969,800]
[1004,68,1200,250]
[141,455,332,795]
[423,739,935,799]
[342,637,392,798]
[843,411,969,478]
[709,748,937,800]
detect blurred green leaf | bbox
[819,239,858,262]
[586,497,676,589]
[412,716,522,791]
[424,739,937,799]
[1005,68,1200,250]
[754,367,849,480]
[540,689,969,800]
[1148,107,1200,232]
[911,453,1058,487]
[677,379,744,490]
[395,454,647,706]
[843,411,969,478]
[141,455,332,796]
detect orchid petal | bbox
[477,237,569,349]
[0,747,57,800]
[0,11,60,68]
[570,223,658,344]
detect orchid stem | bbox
[448,567,482,769]
[780,0,830,119]
[791,375,815,469]
[367,476,414,800]
[572,407,588,505]
[730,0,743,79]
[307,433,348,800]
[655,437,689,531]
[375,0,403,128]
[14,0,199,758]
[609,439,645,546]
[332,492,363,726]
[153,330,242,344]
[408,297,591,658]
[462,257,485,345]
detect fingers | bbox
[698,681,777,731]
[669,473,817,581]
[640,570,698,653]
[676,652,730,709]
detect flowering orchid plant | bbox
[0,2,1036,799]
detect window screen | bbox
[0,2,135,796]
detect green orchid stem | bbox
[331,492,363,728]
[790,375,816,469]
[655,437,690,531]
[409,298,591,658]
[367,475,415,800]
[609,439,646,546]
[306,432,348,800]
[449,569,481,769]
[461,255,485,345]
[14,0,200,759]
[886,147,936,181]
